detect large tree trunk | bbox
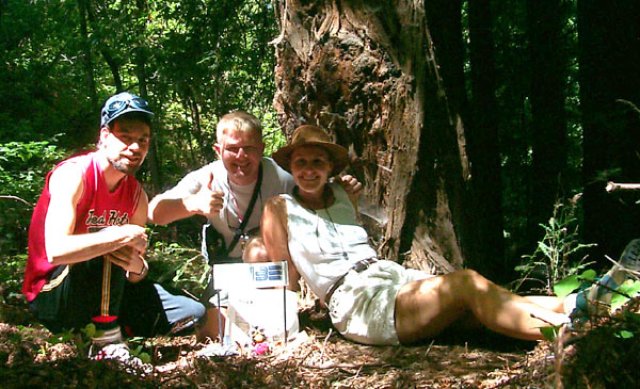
[526,0,569,247]
[579,1,640,263]
[273,0,470,272]
[467,0,506,281]
[423,0,474,274]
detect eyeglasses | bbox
[223,145,262,156]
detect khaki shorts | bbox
[328,260,430,345]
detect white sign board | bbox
[212,261,289,289]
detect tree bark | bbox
[273,0,470,272]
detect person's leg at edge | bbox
[153,283,205,334]
[394,269,569,344]
[32,257,126,335]
[120,280,205,337]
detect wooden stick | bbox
[0,195,32,207]
[605,181,640,192]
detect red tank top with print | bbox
[22,152,142,302]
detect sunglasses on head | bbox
[105,97,150,116]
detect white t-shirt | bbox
[162,157,294,258]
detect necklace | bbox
[294,185,349,261]
[224,187,262,229]
[222,165,263,254]
[293,185,333,211]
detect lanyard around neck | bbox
[224,163,263,256]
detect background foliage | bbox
[1,0,281,252]
[0,140,67,255]
[1,0,639,287]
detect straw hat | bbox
[273,125,349,175]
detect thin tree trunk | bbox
[77,0,97,108]
[133,0,162,193]
[84,0,123,91]
[183,108,197,167]
[187,92,210,163]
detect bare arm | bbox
[261,196,300,291]
[148,196,199,225]
[106,191,150,283]
[148,171,223,225]
[44,163,148,266]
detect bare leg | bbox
[196,306,228,343]
[524,295,565,313]
[244,237,301,291]
[394,269,569,343]
[243,237,270,262]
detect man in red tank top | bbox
[23,92,204,366]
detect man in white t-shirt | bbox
[148,111,361,341]
[149,111,293,260]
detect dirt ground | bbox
[3,272,640,389]
[0,300,565,389]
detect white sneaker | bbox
[89,326,153,375]
[90,342,153,374]
[572,239,640,318]
[90,342,132,361]
[617,238,640,274]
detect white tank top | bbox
[283,182,377,301]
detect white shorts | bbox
[328,260,430,345]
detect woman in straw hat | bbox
[262,124,573,345]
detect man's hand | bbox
[102,223,148,273]
[106,246,146,274]
[184,172,224,217]
[103,224,148,253]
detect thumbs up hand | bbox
[185,171,224,217]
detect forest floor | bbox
[4,294,637,389]
[0,301,550,388]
